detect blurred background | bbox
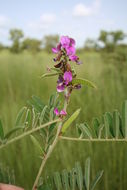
[0,0,127,189]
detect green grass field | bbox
[0,50,127,189]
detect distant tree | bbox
[9,29,24,53]
[84,38,98,51]
[22,38,42,53]
[98,30,125,52]
[43,35,59,53]
[111,30,125,45]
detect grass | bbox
[0,50,127,189]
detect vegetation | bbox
[0,47,127,189]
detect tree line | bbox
[0,29,126,53]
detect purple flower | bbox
[57,84,65,92]
[54,108,67,116]
[60,36,70,48]
[54,108,59,116]
[57,75,64,84]
[64,71,72,85]
[60,110,67,116]
[66,46,76,56]
[70,38,76,47]
[69,55,79,62]
[52,43,61,54]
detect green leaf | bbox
[72,78,96,89]
[91,170,103,190]
[15,107,27,127]
[75,162,83,190]
[4,127,23,139]
[32,96,45,108]
[30,135,44,154]
[24,109,31,127]
[32,108,36,128]
[0,119,4,140]
[53,172,62,190]
[119,115,124,137]
[41,72,61,79]
[70,168,76,190]
[103,113,111,139]
[92,118,100,137]
[98,124,104,139]
[61,169,69,190]
[85,157,90,190]
[40,106,48,124]
[62,109,81,133]
[122,100,127,138]
[27,95,45,112]
[105,112,114,137]
[79,123,92,139]
[113,110,120,139]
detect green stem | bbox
[32,95,68,190]
[0,119,60,150]
[60,136,127,142]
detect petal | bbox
[57,84,65,92]
[52,47,59,54]
[60,110,67,116]
[60,36,70,48]
[63,71,72,84]
[54,108,59,116]
[66,46,76,56]
[69,55,79,61]
[70,38,76,46]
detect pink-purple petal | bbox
[64,71,72,85]
[70,38,76,46]
[52,47,59,54]
[54,108,59,116]
[57,84,65,92]
[69,55,79,61]
[60,110,67,116]
[60,36,70,48]
[66,46,76,56]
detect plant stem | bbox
[0,119,60,150]
[32,96,68,190]
[60,136,127,142]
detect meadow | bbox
[0,50,127,189]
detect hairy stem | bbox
[0,119,60,150]
[32,96,68,190]
[60,136,127,142]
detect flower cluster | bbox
[54,108,67,117]
[52,36,82,117]
[52,36,81,64]
[52,36,82,94]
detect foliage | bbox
[42,35,59,53]
[22,38,42,53]
[84,38,98,51]
[38,158,103,190]
[0,159,103,190]
[76,100,127,140]
[0,163,15,185]
[0,94,59,147]
[98,30,125,52]
[0,51,127,189]
[9,29,24,53]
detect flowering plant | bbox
[0,36,99,190]
[0,36,127,190]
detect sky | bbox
[0,0,127,47]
